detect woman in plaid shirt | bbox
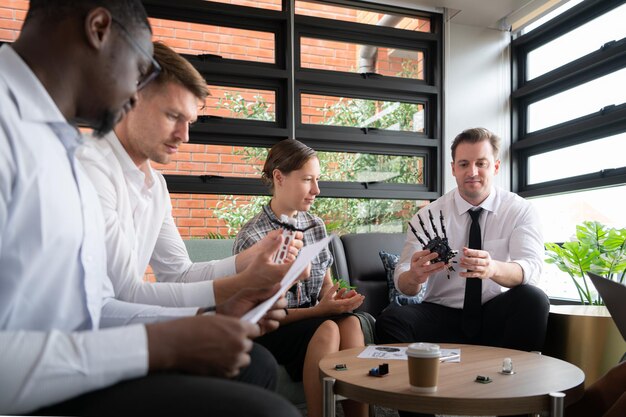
[234,139,367,417]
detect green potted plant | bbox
[544,221,626,384]
[545,220,626,305]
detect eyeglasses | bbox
[111,18,161,91]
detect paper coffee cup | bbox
[407,342,441,393]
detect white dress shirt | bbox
[0,45,197,414]
[394,187,544,309]
[77,132,236,308]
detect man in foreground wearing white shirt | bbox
[77,41,302,310]
[0,1,299,416]
[376,128,549,352]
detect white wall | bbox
[443,20,512,193]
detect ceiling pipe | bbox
[358,14,404,74]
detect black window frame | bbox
[142,0,443,202]
[511,0,626,198]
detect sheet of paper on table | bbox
[242,234,333,324]
[357,345,461,363]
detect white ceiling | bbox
[367,0,562,30]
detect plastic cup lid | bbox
[407,342,441,358]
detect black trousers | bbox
[33,343,300,417]
[376,285,550,351]
[376,285,549,417]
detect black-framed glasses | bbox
[111,18,161,91]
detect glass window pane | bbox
[531,186,626,300]
[296,1,430,32]
[527,132,626,184]
[531,186,626,243]
[172,194,428,237]
[154,146,424,186]
[205,85,276,121]
[302,93,425,132]
[527,3,626,79]
[538,262,584,301]
[320,152,423,184]
[528,67,626,132]
[150,18,275,63]
[301,37,424,80]
[310,198,427,235]
[521,0,584,35]
[203,0,281,11]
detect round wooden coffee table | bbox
[319,344,584,417]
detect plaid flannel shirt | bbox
[233,204,333,308]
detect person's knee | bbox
[248,390,302,417]
[313,320,341,346]
[511,285,550,315]
[337,315,365,347]
[375,305,409,343]
[238,342,279,390]
[226,383,302,417]
[338,315,362,334]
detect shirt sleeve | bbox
[99,296,198,327]
[0,326,148,415]
[79,151,229,308]
[0,111,15,253]
[509,202,544,286]
[150,203,236,284]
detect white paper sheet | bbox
[242,235,333,324]
[357,345,461,362]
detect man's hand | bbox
[238,231,312,289]
[458,247,525,287]
[235,230,285,272]
[216,285,287,335]
[458,247,497,280]
[214,231,311,304]
[145,315,260,378]
[397,250,446,295]
[239,233,292,287]
[409,250,447,283]
[284,231,303,263]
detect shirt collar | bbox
[453,186,498,216]
[263,202,301,227]
[105,131,155,190]
[0,45,66,124]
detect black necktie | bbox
[462,208,483,338]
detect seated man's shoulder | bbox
[0,79,19,126]
[77,134,115,164]
[0,76,10,101]
[499,187,534,211]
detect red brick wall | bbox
[1,0,428,240]
[0,1,27,41]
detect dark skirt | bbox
[256,313,354,381]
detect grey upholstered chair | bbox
[338,233,405,318]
